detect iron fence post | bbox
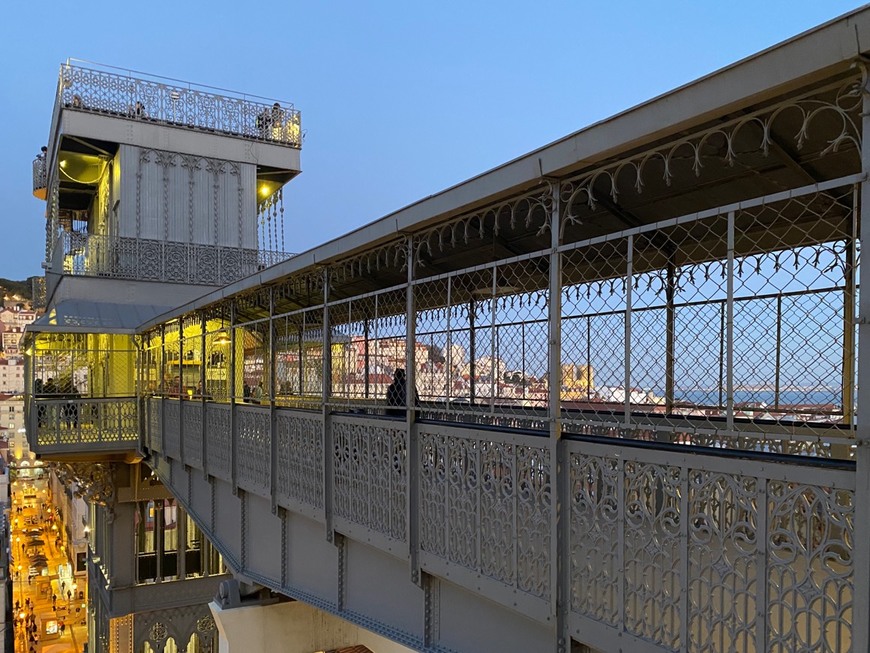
[201,311,208,481]
[851,77,870,653]
[726,211,735,432]
[322,268,335,544]
[406,236,422,587]
[269,287,278,514]
[624,235,633,429]
[548,181,569,652]
[230,301,238,494]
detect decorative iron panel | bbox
[766,480,853,653]
[58,62,302,147]
[623,460,682,648]
[182,402,203,469]
[205,403,231,480]
[236,405,271,497]
[567,441,854,653]
[33,398,138,450]
[32,154,47,194]
[150,399,162,453]
[332,416,407,543]
[419,425,552,601]
[50,232,292,285]
[570,454,620,625]
[275,410,323,510]
[163,400,181,459]
[688,470,760,653]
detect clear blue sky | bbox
[0,1,865,280]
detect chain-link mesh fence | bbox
[415,255,550,428]
[132,179,859,458]
[327,286,407,414]
[271,306,325,410]
[31,332,137,398]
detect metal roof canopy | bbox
[28,300,174,334]
[138,5,870,331]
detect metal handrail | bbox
[32,155,47,194]
[51,231,294,285]
[57,62,302,148]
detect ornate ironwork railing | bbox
[57,61,302,148]
[30,397,138,452]
[32,154,47,196]
[51,231,293,285]
[143,396,856,650]
[566,440,853,653]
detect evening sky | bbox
[0,1,865,279]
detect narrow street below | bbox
[9,477,87,653]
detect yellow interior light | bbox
[59,160,67,169]
[259,185,269,197]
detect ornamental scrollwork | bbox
[51,462,116,507]
[149,622,168,643]
[560,75,862,237]
[415,189,553,262]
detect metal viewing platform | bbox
[56,60,302,148]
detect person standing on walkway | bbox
[386,368,419,418]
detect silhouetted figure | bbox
[386,369,419,419]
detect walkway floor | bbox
[9,478,87,653]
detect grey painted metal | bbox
[57,61,301,148]
[624,234,633,429]
[406,236,422,587]
[33,23,870,650]
[201,312,208,479]
[29,397,138,454]
[32,154,47,195]
[322,268,335,542]
[726,211,735,431]
[50,232,291,285]
[28,298,173,334]
[843,197,858,425]
[121,145,258,249]
[548,181,565,649]
[229,303,238,494]
[137,12,870,330]
[851,73,870,653]
[144,401,858,653]
[269,287,279,514]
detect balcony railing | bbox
[32,154,47,198]
[57,61,302,148]
[51,232,294,285]
[145,397,856,649]
[29,397,138,454]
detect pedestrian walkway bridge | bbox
[24,11,870,653]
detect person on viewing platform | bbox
[386,368,419,419]
[256,107,272,137]
[128,101,146,118]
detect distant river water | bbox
[675,389,842,407]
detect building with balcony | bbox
[24,60,302,653]
[21,9,870,653]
